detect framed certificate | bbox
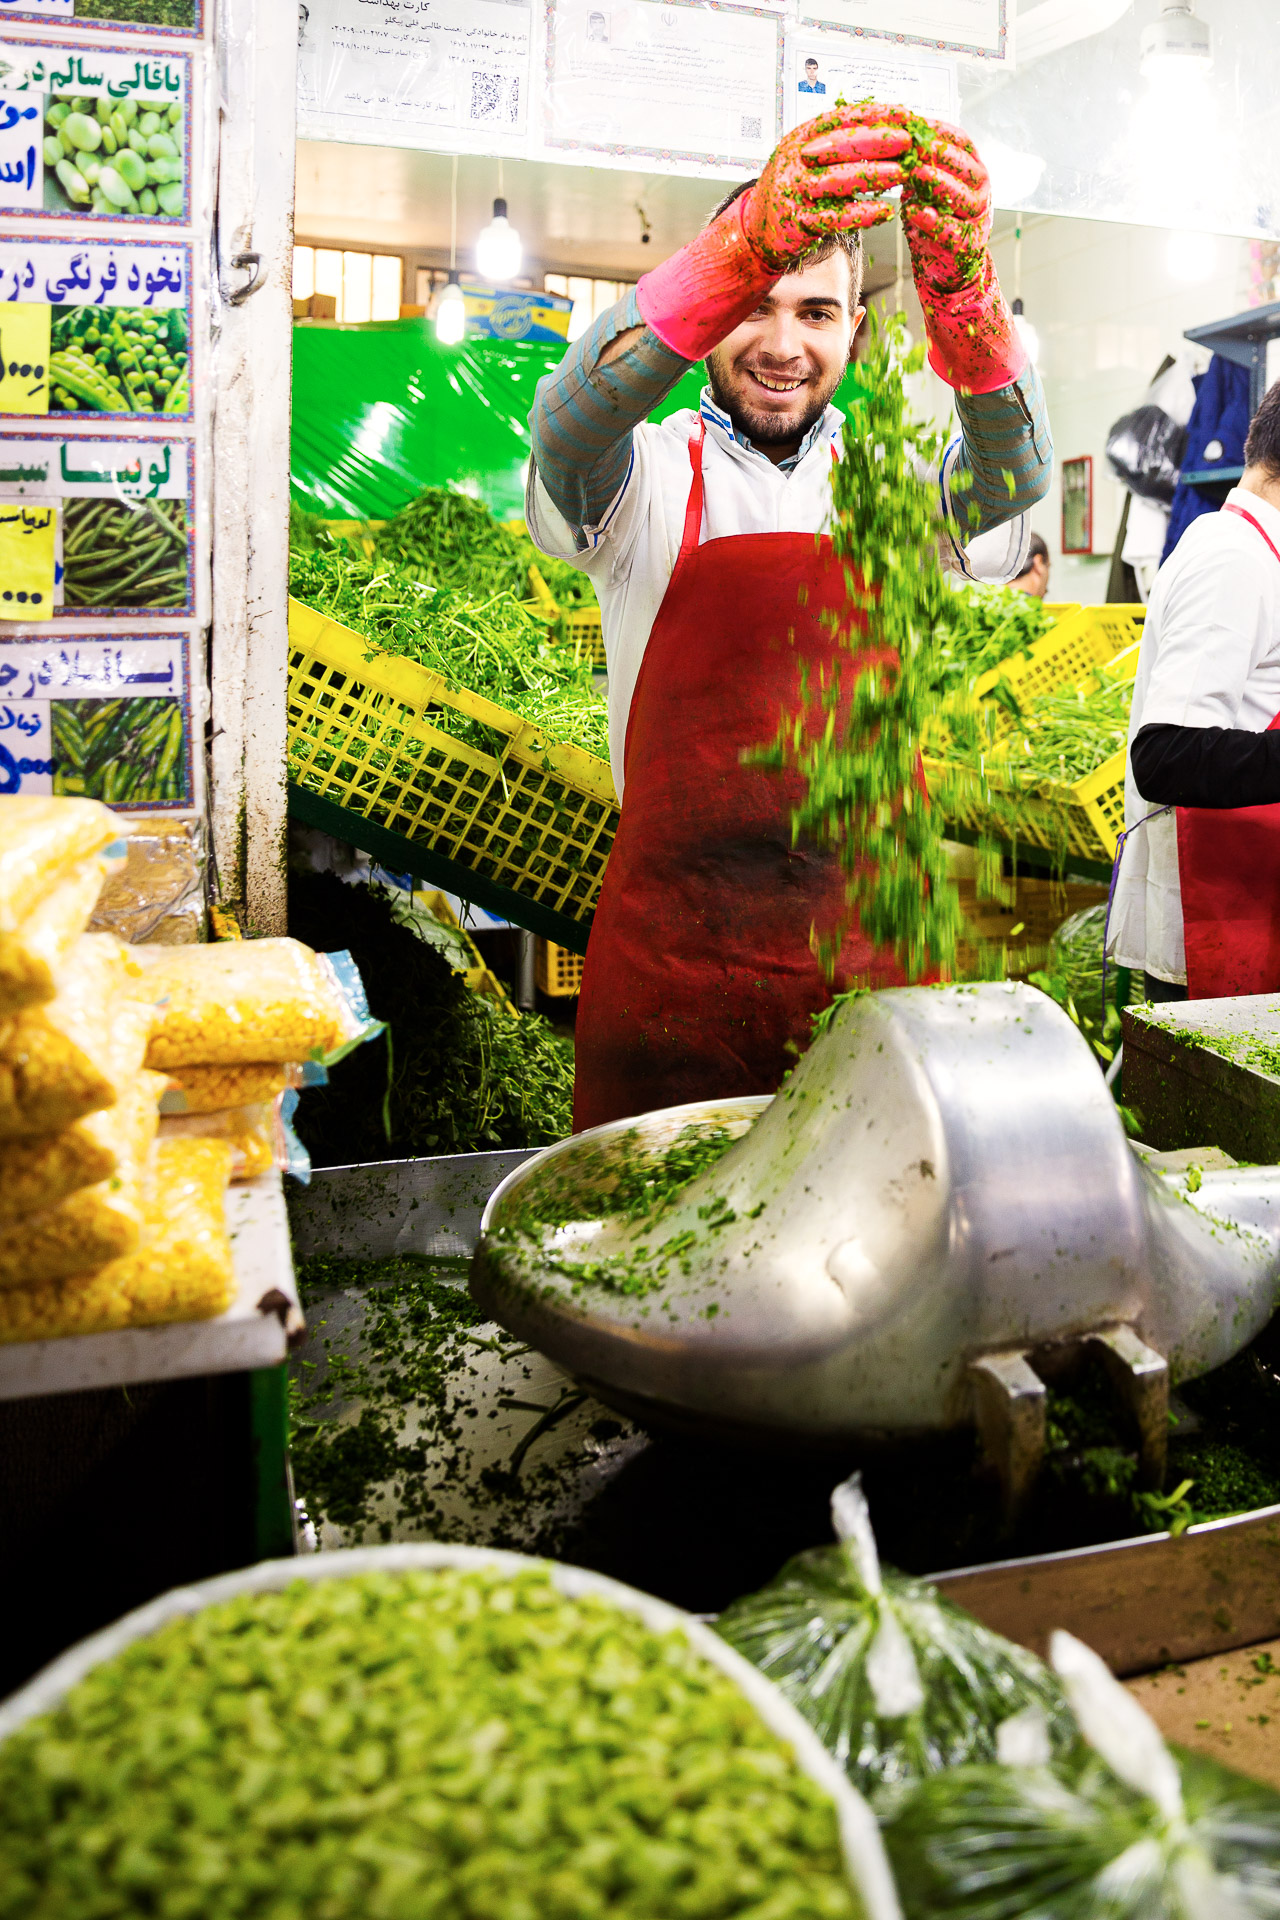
[1062,455,1092,556]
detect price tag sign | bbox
[0,501,56,619]
[0,303,50,414]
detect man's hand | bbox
[897,115,1026,395]
[743,105,910,272]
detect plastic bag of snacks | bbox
[159,1090,311,1182]
[0,1138,236,1344]
[881,1630,1280,1917]
[0,1069,167,1226]
[139,939,382,1069]
[0,935,150,1139]
[716,1474,1071,1799]
[0,797,125,935]
[0,1069,160,1287]
[158,1057,325,1116]
[0,854,120,1017]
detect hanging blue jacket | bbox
[1161,353,1252,562]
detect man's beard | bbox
[706,355,839,448]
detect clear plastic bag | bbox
[0,798,125,936]
[158,1090,312,1182]
[0,1068,160,1287]
[0,935,151,1140]
[0,855,119,1017]
[881,1631,1280,1917]
[715,1474,1070,1798]
[139,939,382,1069]
[158,1057,325,1116]
[0,1068,168,1226]
[0,1137,236,1345]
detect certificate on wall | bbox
[796,0,1008,65]
[297,0,531,144]
[546,0,783,171]
[783,35,957,133]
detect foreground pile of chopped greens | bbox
[289,871,574,1161]
[288,491,608,761]
[0,1566,860,1920]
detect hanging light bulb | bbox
[436,154,466,345]
[476,198,523,282]
[1012,297,1041,365]
[436,271,466,345]
[1140,0,1212,88]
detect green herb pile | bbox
[1026,903,1141,1068]
[288,871,574,1162]
[754,312,963,982]
[290,1251,630,1547]
[287,542,609,761]
[997,667,1133,785]
[933,581,1058,693]
[0,1566,861,1920]
[368,487,599,617]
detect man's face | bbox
[706,251,862,456]
[805,61,818,78]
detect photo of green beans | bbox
[51,696,188,805]
[43,92,186,217]
[62,498,190,610]
[51,307,190,416]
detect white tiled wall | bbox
[866,217,1254,605]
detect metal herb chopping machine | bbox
[473,982,1280,1515]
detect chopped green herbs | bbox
[0,1567,860,1920]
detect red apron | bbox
[1177,501,1280,999]
[573,419,908,1132]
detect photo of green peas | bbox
[43,92,185,218]
[50,306,190,415]
[52,696,188,805]
[62,498,190,610]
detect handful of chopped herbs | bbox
[287,542,608,761]
[0,1566,863,1920]
[288,872,574,1162]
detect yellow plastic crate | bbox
[287,598,619,929]
[528,562,606,669]
[535,938,586,997]
[929,747,1127,867]
[973,603,1145,705]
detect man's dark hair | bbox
[709,178,864,307]
[1245,379,1280,478]
[1025,531,1049,564]
[805,57,818,67]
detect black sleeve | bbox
[1131,722,1280,809]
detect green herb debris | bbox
[0,1566,861,1920]
[288,872,574,1163]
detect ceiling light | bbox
[1140,1,1211,84]
[435,272,466,346]
[476,197,523,283]
[1012,298,1040,365]
[1165,228,1218,284]
[982,137,1047,208]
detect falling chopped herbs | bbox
[288,872,573,1162]
[753,312,964,982]
[0,1566,860,1920]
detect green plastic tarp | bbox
[290,316,869,524]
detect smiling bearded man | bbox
[526,105,1053,1132]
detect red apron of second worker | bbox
[524,103,1047,1130]
[1113,486,1280,1003]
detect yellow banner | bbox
[0,503,56,620]
[0,305,51,416]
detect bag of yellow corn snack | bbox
[0,935,150,1139]
[158,1091,311,1182]
[139,938,381,1069]
[0,854,121,1016]
[0,797,126,934]
[0,1068,168,1225]
[0,1137,236,1344]
[158,1058,320,1115]
[0,1068,160,1287]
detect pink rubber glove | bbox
[637,107,910,362]
[898,115,1026,396]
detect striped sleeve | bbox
[949,361,1053,538]
[530,287,693,533]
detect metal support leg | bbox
[517,930,536,1010]
[969,1350,1047,1524]
[1088,1324,1169,1489]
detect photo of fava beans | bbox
[50,305,190,416]
[42,90,185,219]
[52,695,188,804]
[62,497,190,609]
[72,0,197,25]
